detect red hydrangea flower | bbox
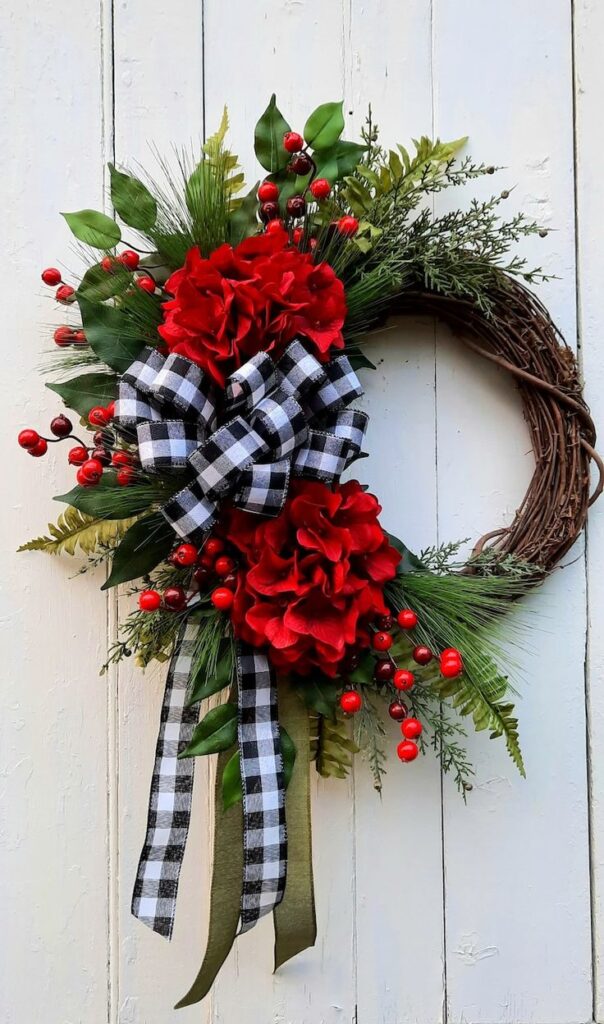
[158,228,347,386]
[222,480,401,675]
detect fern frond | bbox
[314,710,360,780]
[19,508,138,557]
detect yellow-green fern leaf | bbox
[18,508,139,557]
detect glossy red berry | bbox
[173,543,198,567]
[292,226,304,245]
[88,406,110,427]
[440,655,463,679]
[397,740,419,762]
[68,445,88,466]
[80,457,104,484]
[101,256,115,272]
[91,446,111,466]
[401,717,422,740]
[397,608,418,630]
[53,325,73,347]
[336,215,359,237]
[50,414,72,438]
[258,181,280,202]
[265,218,285,235]
[136,275,156,293]
[372,631,393,652]
[222,571,238,589]
[73,330,87,344]
[118,249,140,270]
[393,669,415,692]
[215,555,236,577]
[413,645,433,666]
[105,401,116,419]
[29,438,48,457]
[93,429,113,447]
[211,586,234,611]
[111,450,133,467]
[288,152,313,175]
[139,589,162,612]
[388,700,408,721]
[163,585,188,611]
[260,200,280,222]
[18,429,41,450]
[339,690,362,714]
[309,177,331,200]
[204,537,225,558]
[116,466,135,486]
[283,131,304,153]
[374,659,395,683]
[340,649,360,672]
[56,284,75,303]
[76,466,92,486]
[375,613,394,631]
[286,195,306,219]
[42,267,62,286]
[193,565,211,588]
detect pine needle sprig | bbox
[353,692,388,794]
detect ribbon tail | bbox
[175,748,244,1009]
[273,684,317,970]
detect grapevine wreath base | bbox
[19,98,601,1006]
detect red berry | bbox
[136,275,156,293]
[204,537,225,558]
[372,631,393,652]
[340,649,360,672]
[292,226,304,245]
[215,555,235,577]
[440,656,463,679]
[222,571,238,589]
[76,467,92,486]
[336,215,359,237]
[265,218,285,234]
[163,585,187,611]
[260,200,280,222]
[193,565,211,588]
[88,406,110,427]
[93,429,113,447]
[258,181,280,202]
[50,414,72,438]
[29,438,48,457]
[91,446,111,466]
[111,451,133,467]
[397,740,419,762]
[105,400,116,419]
[53,325,73,347]
[211,586,234,611]
[374,659,395,683]
[288,152,313,175]
[309,178,331,200]
[413,645,433,666]
[80,457,104,483]
[18,429,40,450]
[401,717,422,740]
[173,543,198,567]
[42,267,62,286]
[139,589,161,612]
[393,669,415,692]
[388,700,408,721]
[101,256,115,272]
[339,690,362,714]
[118,249,140,270]
[68,445,88,466]
[397,608,418,630]
[56,284,75,303]
[283,131,304,153]
[116,466,135,486]
[286,195,306,219]
[73,330,87,344]
[375,613,394,631]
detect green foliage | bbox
[254,94,291,173]
[77,297,147,373]
[18,507,137,557]
[304,101,344,150]
[55,476,176,519]
[77,262,131,302]
[46,371,117,417]
[228,185,260,244]
[353,694,388,793]
[187,641,234,705]
[179,703,238,759]
[222,728,296,810]
[109,163,158,231]
[101,513,174,590]
[62,209,121,248]
[314,140,367,184]
[314,710,359,780]
[292,675,338,720]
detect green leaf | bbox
[348,351,376,372]
[304,101,344,151]
[187,646,234,705]
[254,94,291,173]
[222,728,296,810]
[228,184,260,244]
[109,164,157,232]
[18,508,137,556]
[347,652,375,686]
[315,711,359,779]
[179,703,238,758]
[315,140,367,183]
[292,676,338,720]
[101,512,174,590]
[62,209,121,249]
[55,478,169,519]
[47,372,117,418]
[77,262,131,302]
[386,533,427,574]
[78,296,146,373]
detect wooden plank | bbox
[432,2,592,1021]
[0,1,112,1021]
[573,0,604,1017]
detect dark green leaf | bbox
[386,533,427,574]
[78,296,146,373]
[47,372,117,418]
[315,141,367,183]
[62,209,121,248]
[187,645,234,706]
[179,703,238,758]
[77,262,130,302]
[304,101,344,151]
[292,676,338,720]
[347,652,375,686]
[101,513,174,590]
[55,478,168,519]
[109,163,157,231]
[348,351,376,372]
[228,185,260,244]
[222,728,296,810]
[254,94,291,173]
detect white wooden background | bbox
[3,2,604,1021]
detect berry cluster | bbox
[337,607,464,766]
[138,537,239,616]
[41,266,75,304]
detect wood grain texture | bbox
[2,1,599,1021]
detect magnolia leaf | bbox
[18,508,137,557]
[187,646,234,706]
[77,262,131,302]
[101,513,174,590]
[78,296,146,373]
[228,184,260,244]
[222,728,296,810]
[292,676,338,720]
[55,478,168,520]
[315,140,366,183]
[348,351,376,372]
[109,164,157,231]
[47,372,117,418]
[304,101,344,151]
[62,209,121,249]
[254,94,291,173]
[179,703,238,758]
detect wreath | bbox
[18,98,601,1007]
